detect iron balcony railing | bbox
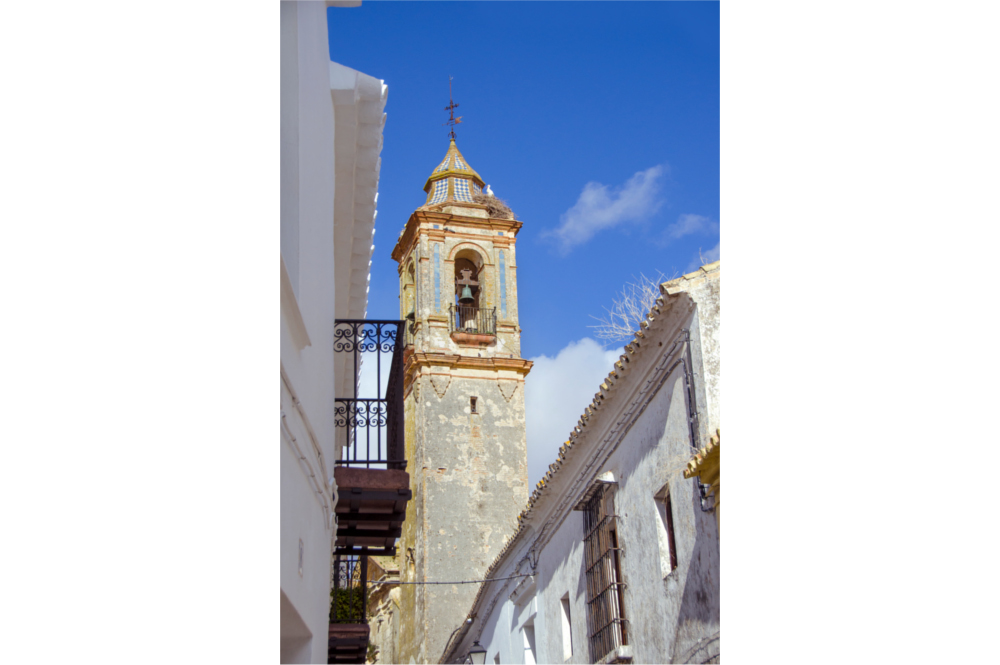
[333,320,406,470]
[330,554,369,624]
[448,304,497,336]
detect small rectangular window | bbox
[655,485,678,576]
[522,623,537,665]
[470,396,478,413]
[561,594,573,660]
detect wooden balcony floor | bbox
[328,623,369,664]
[333,467,411,556]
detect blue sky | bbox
[331,1,719,485]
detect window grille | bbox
[583,482,629,662]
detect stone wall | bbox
[391,209,531,663]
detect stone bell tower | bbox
[390,138,532,663]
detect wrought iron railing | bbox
[448,304,497,336]
[333,320,406,470]
[330,554,368,624]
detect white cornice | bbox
[330,61,388,321]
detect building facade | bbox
[444,262,721,665]
[280,2,388,662]
[389,140,533,663]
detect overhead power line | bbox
[367,573,532,586]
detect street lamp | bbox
[467,641,487,665]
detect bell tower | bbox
[390,138,532,663]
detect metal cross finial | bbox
[444,75,462,140]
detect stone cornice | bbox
[405,352,533,376]
[391,209,523,264]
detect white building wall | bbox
[280,2,387,662]
[454,265,721,665]
[280,3,338,662]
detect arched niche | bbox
[451,246,487,310]
[401,258,416,318]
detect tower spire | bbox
[444,76,462,140]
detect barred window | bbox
[583,482,628,662]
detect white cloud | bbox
[686,241,720,273]
[524,338,624,488]
[664,213,718,240]
[544,166,665,254]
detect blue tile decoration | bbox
[472,182,481,195]
[434,243,441,311]
[499,250,507,319]
[453,178,473,202]
[453,156,469,171]
[429,179,448,204]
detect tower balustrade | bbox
[448,304,497,336]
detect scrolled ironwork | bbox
[333,320,400,354]
[334,399,388,429]
[333,319,407,470]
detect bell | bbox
[459,285,475,304]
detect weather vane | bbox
[443,75,462,140]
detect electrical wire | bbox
[367,573,532,586]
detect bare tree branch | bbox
[588,271,671,344]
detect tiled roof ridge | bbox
[660,260,720,295]
[465,263,724,620]
[684,428,720,478]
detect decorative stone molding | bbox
[497,380,518,403]
[430,374,451,399]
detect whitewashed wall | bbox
[280,2,386,662]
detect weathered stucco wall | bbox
[366,562,401,665]
[392,209,531,663]
[403,373,528,662]
[474,368,719,665]
[664,262,721,445]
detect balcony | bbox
[333,320,412,558]
[448,304,496,345]
[328,555,371,664]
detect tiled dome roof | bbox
[422,139,486,206]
